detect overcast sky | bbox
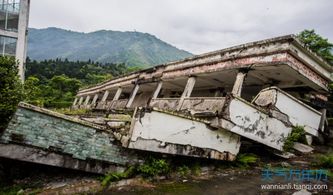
[29,0,333,54]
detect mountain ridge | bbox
[27,27,193,66]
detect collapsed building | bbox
[72,35,332,160]
[1,35,332,173]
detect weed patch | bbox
[283,126,306,151]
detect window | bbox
[0,0,20,31]
[0,35,17,56]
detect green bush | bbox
[101,166,136,186]
[236,153,258,168]
[137,157,171,177]
[312,153,333,168]
[44,101,73,108]
[52,108,89,115]
[0,56,23,131]
[283,126,306,151]
[177,165,191,177]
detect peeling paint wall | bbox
[253,87,322,136]
[227,98,292,151]
[127,110,241,160]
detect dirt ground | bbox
[1,144,332,195]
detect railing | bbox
[110,99,128,109]
[181,97,226,113]
[149,97,226,114]
[94,99,129,110]
[78,96,226,114]
[149,98,180,110]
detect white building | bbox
[0,0,30,81]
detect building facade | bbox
[0,0,30,81]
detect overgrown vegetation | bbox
[235,153,258,168]
[0,184,41,195]
[177,165,191,178]
[283,126,306,151]
[101,154,261,187]
[52,108,89,115]
[101,157,171,186]
[0,56,24,131]
[24,59,142,109]
[297,29,333,65]
[312,153,333,168]
[137,157,171,177]
[101,166,136,186]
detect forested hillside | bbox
[25,59,139,108]
[27,27,193,67]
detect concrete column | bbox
[91,94,99,105]
[152,81,163,99]
[232,71,247,97]
[84,95,91,105]
[319,108,327,132]
[101,90,110,102]
[177,77,196,110]
[113,87,123,101]
[16,0,30,81]
[72,97,78,106]
[78,97,84,105]
[126,85,140,108]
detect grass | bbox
[312,153,333,168]
[52,108,89,115]
[137,157,171,177]
[177,165,191,178]
[0,184,41,195]
[235,153,258,168]
[101,157,171,187]
[283,125,306,151]
[101,166,136,186]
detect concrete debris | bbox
[292,142,314,154]
[273,151,296,159]
[292,189,311,195]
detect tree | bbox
[297,29,333,65]
[24,76,43,106]
[0,56,23,131]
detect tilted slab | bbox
[253,87,322,137]
[125,108,241,161]
[0,102,140,173]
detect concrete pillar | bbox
[177,77,196,110]
[232,71,247,97]
[84,95,91,105]
[72,97,78,106]
[101,90,110,102]
[319,108,327,132]
[113,87,123,101]
[16,0,30,81]
[91,94,99,105]
[152,81,163,99]
[126,84,140,108]
[78,97,84,105]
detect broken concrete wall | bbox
[0,103,140,173]
[222,98,292,151]
[125,109,241,161]
[253,87,322,136]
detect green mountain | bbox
[27,27,193,66]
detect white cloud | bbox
[29,0,333,54]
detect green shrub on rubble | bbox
[283,125,306,151]
[235,153,258,168]
[137,157,171,177]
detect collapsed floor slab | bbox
[0,103,140,174]
[122,108,241,161]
